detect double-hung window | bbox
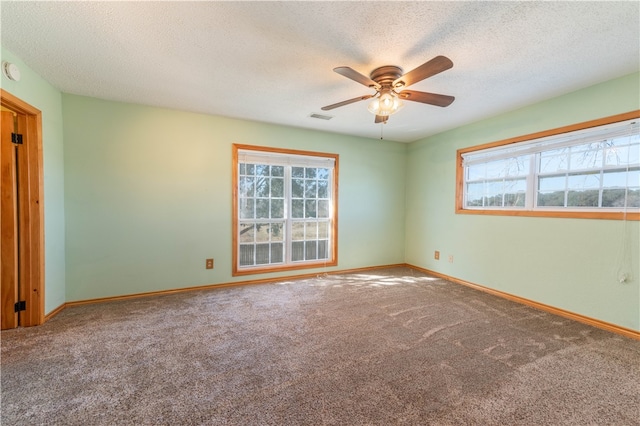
[232,144,338,275]
[457,112,640,220]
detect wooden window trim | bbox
[456,110,640,220]
[232,144,339,276]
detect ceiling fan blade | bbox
[393,56,453,88]
[321,95,373,111]
[375,115,388,124]
[334,67,381,89]
[398,90,455,107]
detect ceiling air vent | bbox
[309,113,333,121]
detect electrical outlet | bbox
[206,258,214,269]
[448,255,453,263]
[434,251,440,260]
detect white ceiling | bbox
[1,1,639,143]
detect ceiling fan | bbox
[321,55,455,124]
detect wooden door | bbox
[0,90,45,329]
[1,110,19,329]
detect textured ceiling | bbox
[1,1,639,143]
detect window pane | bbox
[239,176,255,197]
[256,244,270,264]
[255,199,269,218]
[239,244,254,266]
[270,199,284,219]
[239,198,255,219]
[291,222,304,241]
[539,176,565,191]
[504,179,526,207]
[270,243,284,263]
[292,179,304,198]
[602,188,629,208]
[318,240,328,259]
[292,199,304,218]
[570,143,603,170]
[484,181,503,206]
[255,164,269,176]
[505,179,526,192]
[602,170,640,205]
[255,177,269,197]
[305,168,317,179]
[602,170,639,188]
[245,164,255,175]
[292,241,304,261]
[305,241,317,260]
[567,173,601,190]
[305,200,317,218]
[270,222,284,242]
[305,180,317,198]
[317,168,329,179]
[604,144,632,167]
[271,223,284,241]
[467,164,485,181]
[505,156,530,177]
[271,166,284,177]
[271,178,284,197]
[539,148,569,173]
[567,190,599,207]
[292,167,304,178]
[485,160,506,179]
[305,222,317,239]
[537,191,565,207]
[628,189,640,208]
[504,192,525,207]
[317,222,328,239]
[239,223,255,243]
[256,223,270,242]
[466,182,484,207]
[317,180,328,198]
[318,200,329,218]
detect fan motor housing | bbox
[369,65,403,87]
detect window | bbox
[457,112,640,220]
[232,144,338,275]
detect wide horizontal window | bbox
[232,144,338,275]
[457,112,640,220]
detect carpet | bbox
[2,267,639,425]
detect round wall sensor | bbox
[2,62,21,82]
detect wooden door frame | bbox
[1,89,44,327]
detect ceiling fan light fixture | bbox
[367,90,403,117]
[322,56,454,123]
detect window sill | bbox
[455,207,639,220]
[232,259,338,276]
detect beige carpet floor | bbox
[2,267,639,425]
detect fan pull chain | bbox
[380,122,384,140]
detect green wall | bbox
[0,47,66,314]
[62,95,407,301]
[405,72,640,331]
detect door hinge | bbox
[14,301,26,312]
[11,133,23,145]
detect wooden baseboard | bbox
[406,264,640,341]
[44,303,66,323]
